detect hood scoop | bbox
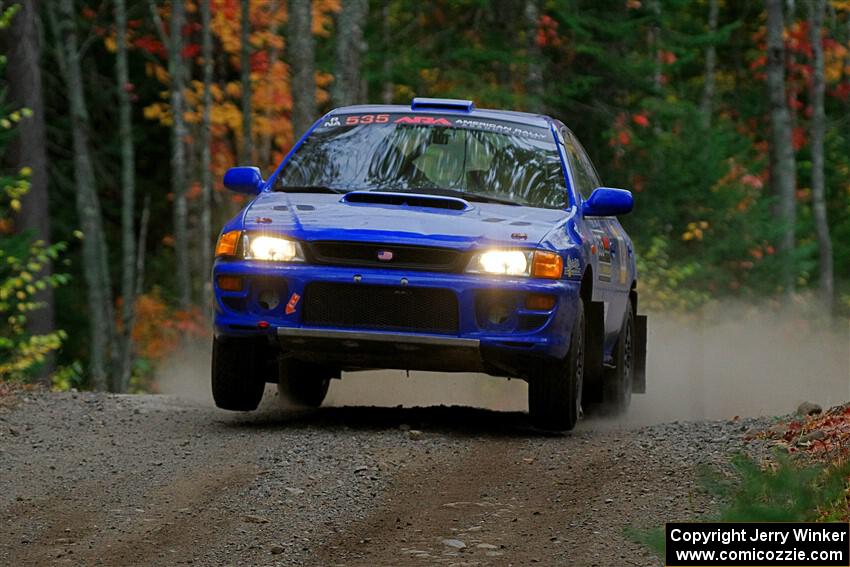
[341,191,470,211]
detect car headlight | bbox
[466,249,563,279]
[469,250,531,276]
[243,234,305,262]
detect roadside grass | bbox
[629,453,850,557]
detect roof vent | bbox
[411,97,474,113]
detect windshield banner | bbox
[318,113,551,141]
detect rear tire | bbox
[528,300,584,431]
[278,359,332,408]
[211,336,266,411]
[602,303,635,415]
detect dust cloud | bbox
[153,339,528,411]
[155,340,213,405]
[325,370,528,412]
[628,306,849,424]
[156,305,849,426]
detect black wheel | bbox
[602,302,635,414]
[528,300,584,431]
[211,336,266,411]
[278,359,332,408]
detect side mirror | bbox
[582,187,633,217]
[224,166,264,195]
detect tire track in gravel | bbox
[3,490,100,565]
[75,463,259,567]
[1,392,760,567]
[4,455,259,567]
[314,431,677,566]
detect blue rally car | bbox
[212,97,646,431]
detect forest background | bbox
[1,0,847,391]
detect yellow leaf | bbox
[225,82,242,99]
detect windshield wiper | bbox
[374,187,520,206]
[277,185,348,194]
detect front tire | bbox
[278,359,332,408]
[528,300,584,431]
[211,336,266,411]
[602,302,635,415]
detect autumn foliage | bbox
[6,0,850,389]
[760,404,850,462]
[123,289,206,364]
[141,0,339,185]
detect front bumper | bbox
[277,327,481,348]
[213,260,581,378]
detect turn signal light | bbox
[526,293,556,311]
[531,251,563,279]
[217,275,243,292]
[215,230,241,257]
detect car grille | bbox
[302,282,459,334]
[305,241,465,272]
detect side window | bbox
[576,140,601,192]
[561,129,594,200]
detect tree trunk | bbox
[169,0,191,309]
[765,0,797,293]
[259,0,280,167]
[135,195,151,299]
[201,0,214,316]
[380,2,392,104]
[699,0,719,128]
[289,0,316,139]
[524,0,544,113]
[808,0,832,311]
[114,0,136,393]
[333,0,368,106]
[51,0,115,391]
[5,0,54,385]
[240,0,253,163]
[117,193,150,392]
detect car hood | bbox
[243,192,567,250]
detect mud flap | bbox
[633,314,647,393]
[584,300,605,385]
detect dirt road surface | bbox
[0,380,772,567]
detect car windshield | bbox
[275,113,568,209]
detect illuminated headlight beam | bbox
[246,235,302,262]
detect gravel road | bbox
[0,381,775,567]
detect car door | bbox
[561,128,631,356]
